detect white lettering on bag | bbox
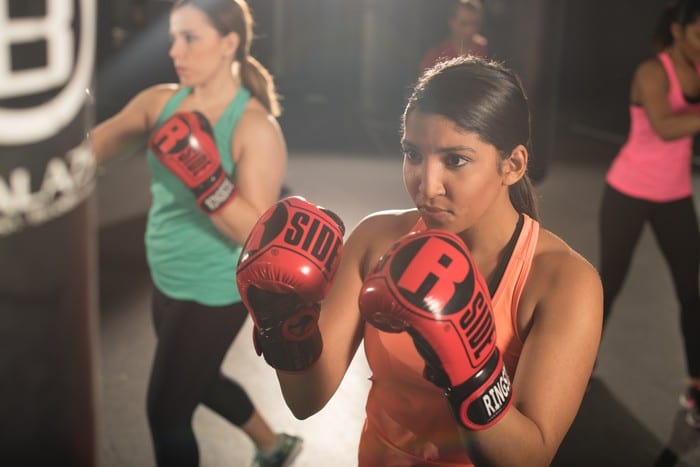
[0,142,95,235]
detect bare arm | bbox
[90,85,171,164]
[458,249,603,466]
[635,59,700,140]
[275,220,370,418]
[209,108,287,244]
[274,212,402,418]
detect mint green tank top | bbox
[145,86,250,305]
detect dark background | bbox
[94,0,670,180]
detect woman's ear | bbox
[223,32,240,59]
[501,144,528,186]
[671,22,683,42]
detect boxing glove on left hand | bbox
[148,111,236,214]
[359,229,513,430]
[236,196,345,372]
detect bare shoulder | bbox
[352,208,419,239]
[126,83,180,127]
[238,97,281,132]
[135,83,179,108]
[232,98,283,153]
[144,82,180,96]
[228,101,283,174]
[348,209,421,278]
[635,56,667,85]
[532,228,601,291]
[524,227,602,331]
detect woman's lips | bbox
[420,206,451,222]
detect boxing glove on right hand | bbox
[236,196,345,372]
[359,229,512,430]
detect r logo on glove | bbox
[149,111,237,214]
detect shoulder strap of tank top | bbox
[216,86,251,131]
[658,52,682,92]
[487,213,524,296]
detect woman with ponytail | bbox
[258,55,602,466]
[600,0,700,430]
[90,0,302,465]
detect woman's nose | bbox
[419,161,445,199]
[169,39,181,59]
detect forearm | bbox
[276,362,340,419]
[210,185,276,245]
[89,109,149,165]
[210,193,266,244]
[458,408,552,467]
[93,136,145,165]
[650,112,700,140]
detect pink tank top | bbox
[606,52,700,202]
[358,215,539,466]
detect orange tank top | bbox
[359,214,539,466]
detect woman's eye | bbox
[445,153,469,168]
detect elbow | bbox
[285,399,321,421]
[281,392,325,420]
[651,124,684,141]
[651,126,673,141]
[289,406,315,421]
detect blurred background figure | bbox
[420,0,488,72]
[599,0,700,431]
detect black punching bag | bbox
[0,1,98,466]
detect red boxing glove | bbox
[148,111,236,214]
[359,230,512,430]
[236,196,345,372]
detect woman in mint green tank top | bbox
[90,1,303,465]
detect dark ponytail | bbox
[508,176,539,221]
[240,54,281,117]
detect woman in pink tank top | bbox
[240,55,603,466]
[600,0,700,430]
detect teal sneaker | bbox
[250,433,303,467]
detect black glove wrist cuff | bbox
[253,326,322,373]
[197,167,236,214]
[445,349,513,430]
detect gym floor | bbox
[95,133,700,467]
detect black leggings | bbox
[599,184,700,378]
[146,287,255,467]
